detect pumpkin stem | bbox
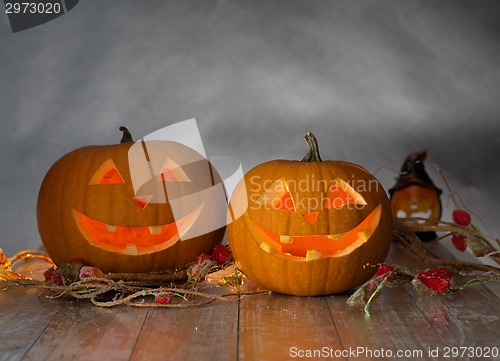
[301,132,322,162]
[119,126,133,143]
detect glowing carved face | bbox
[72,156,203,255]
[390,184,441,221]
[227,134,393,296]
[243,176,382,261]
[37,140,227,273]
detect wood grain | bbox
[131,300,238,361]
[0,288,64,361]
[327,285,443,360]
[239,293,342,361]
[22,301,148,361]
[0,243,498,361]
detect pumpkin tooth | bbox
[125,244,139,255]
[279,235,292,244]
[305,250,319,261]
[327,233,344,240]
[106,224,116,233]
[357,229,371,242]
[148,226,162,235]
[259,242,272,253]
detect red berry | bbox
[43,267,55,281]
[375,263,396,282]
[155,295,171,304]
[43,266,63,285]
[79,266,104,279]
[51,273,64,285]
[451,234,467,252]
[452,209,471,226]
[69,258,83,265]
[213,245,231,265]
[194,253,212,264]
[155,293,172,304]
[417,268,452,294]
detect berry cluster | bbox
[43,258,91,285]
[186,244,233,283]
[375,263,452,294]
[348,262,473,316]
[375,262,453,294]
[451,209,472,252]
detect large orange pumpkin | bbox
[37,127,226,273]
[228,133,392,296]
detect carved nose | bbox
[303,212,318,225]
[132,195,152,209]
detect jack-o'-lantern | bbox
[389,150,442,241]
[37,127,226,273]
[228,133,392,296]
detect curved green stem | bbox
[363,273,391,317]
[301,132,322,162]
[119,126,133,143]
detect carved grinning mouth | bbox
[244,205,381,260]
[72,205,203,255]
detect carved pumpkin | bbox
[37,127,226,273]
[228,133,392,296]
[389,150,442,242]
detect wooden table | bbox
[1,243,499,361]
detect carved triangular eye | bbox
[89,159,125,185]
[324,179,366,209]
[273,189,295,212]
[253,178,296,212]
[156,157,191,183]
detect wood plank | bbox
[414,286,500,347]
[486,282,500,298]
[330,286,499,361]
[328,243,500,361]
[0,256,65,361]
[325,244,444,361]
[239,293,342,361]
[22,301,148,361]
[410,244,500,349]
[130,265,257,361]
[327,285,442,361]
[131,301,238,361]
[2,243,497,361]
[0,288,64,361]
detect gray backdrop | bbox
[1,0,499,259]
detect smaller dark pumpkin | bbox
[389,150,442,242]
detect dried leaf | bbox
[385,265,415,287]
[347,277,383,307]
[466,237,493,258]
